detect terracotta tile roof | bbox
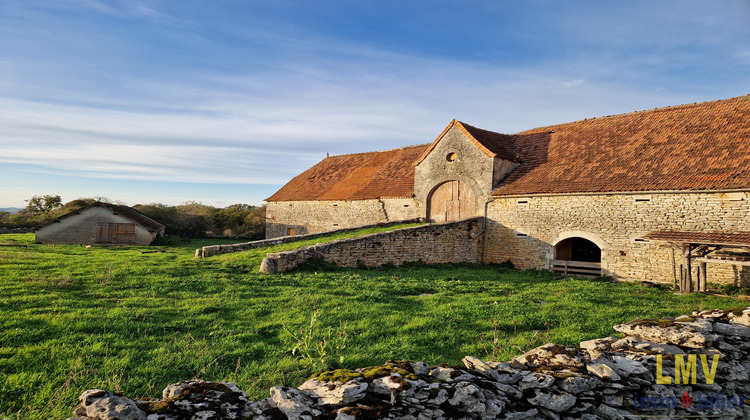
[492,95,750,196]
[414,120,518,166]
[644,230,750,246]
[266,144,430,201]
[35,202,166,232]
[459,121,518,162]
[268,95,750,202]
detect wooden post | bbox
[699,262,707,292]
[695,262,701,292]
[680,244,693,293]
[680,246,686,293]
[672,247,678,290]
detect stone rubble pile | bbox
[68,307,750,420]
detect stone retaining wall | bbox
[259,217,483,274]
[266,199,420,239]
[67,307,749,419]
[196,219,421,258]
[0,228,33,234]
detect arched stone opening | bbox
[551,236,603,276]
[555,237,602,263]
[427,180,476,223]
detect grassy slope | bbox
[0,232,746,419]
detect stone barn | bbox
[266,95,750,287]
[35,202,165,245]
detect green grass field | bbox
[0,231,746,419]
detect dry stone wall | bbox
[66,307,750,420]
[265,199,419,239]
[483,192,750,286]
[260,218,483,274]
[197,220,421,258]
[0,228,32,234]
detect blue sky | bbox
[2,1,749,208]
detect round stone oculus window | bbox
[446,152,458,162]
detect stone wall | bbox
[483,191,750,286]
[34,206,156,245]
[265,198,420,239]
[414,124,495,213]
[259,218,483,274]
[197,220,421,258]
[67,307,750,420]
[0,228,32,234]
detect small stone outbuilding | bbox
[266,95,750,287]
[35,202,165,245]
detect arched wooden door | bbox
[427,180,475,223]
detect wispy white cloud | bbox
[560,79,585,88]
[1,0,749,207]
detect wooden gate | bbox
[96,223,136,244]
[427,180,475,223]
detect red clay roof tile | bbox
[414,120,518,166]
[267,95,750,202]
[265,144,430,201]
[644,230,750,246]
[492,95,750,196]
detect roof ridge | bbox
[515,94,750,134]
[34,201,165,232]
[324,143,431,159]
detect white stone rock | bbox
[728,308,750,326]
[298,378,368,405]
[462,355,504,382]
[558,376,602,394]
[76,390,147,420]
[631,340,685,354]
[447,382,484,413]
[513,343,583,369]
[586,362,621,381]
[409,361,431,375]
[429,388,449,405]
[269,386,320,420]
[527,389,576,413]
[610,355,648,377]
[676,317,713,333]
[613,320,718,348]
[430,366,473,382]
[518,372,555,390]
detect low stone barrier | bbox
[259,217,483,274]
[67,307,749,419]
[195,219,422,258]
[0,227,33,234]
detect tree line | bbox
[0,195,266,239]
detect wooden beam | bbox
[693,257,750,267]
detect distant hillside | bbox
[0,207,22,214]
